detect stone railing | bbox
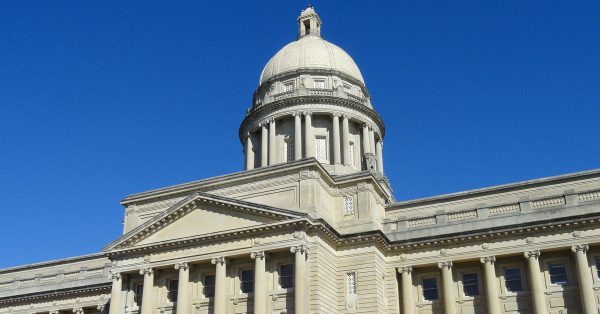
[0,266,109,290]
[252,86,369,112]
[385,189,600,231]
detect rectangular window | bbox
[346,272,357,295]
[462,273,480,296]
[348,142,355,166]
[284,82,294,92]
[315,137,327,163]
[203,275,216,298]
[504,268,523,292]
[343,83,351,92]
[344,196,354,215]
[134,284,144,306]
[548,263,568,285]
[314,79,325,89]
[167,279,178,302]
[285,138,295,162]
[421,278,438,301]
[280,264,294,288]
[240,269,254,293]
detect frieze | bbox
[209,174,299,196]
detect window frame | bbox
[314,136,328,163]
[166,278,179,303]
[239,268,254,294]
[202,274,216,298]
[283,136,295,162]
[313,78,326,89]
[279,264,294,289]
[543,257,574,291]
[343,196,354,216]
[457,268,482,299]
[416,272,441,304]
[283,81,295,93]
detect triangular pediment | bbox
[104,193,304,251]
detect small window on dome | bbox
[314,79,325,89]
[284,82,294,92]
[304,20,311,34]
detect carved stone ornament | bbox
[97,304,106,312]
[174,262,189,271]
[250,251,265,260]
[480,256,496,264]
[439,249,448,256]
[211,257,227,266]
[364,153,377,171]
[437,261,453,269]
[481,243,490,250]
[72,307,83,314]
[109,272,121,280]
[572,231,582,238]
[139,268,153,276]
[397,266,412,274]
[290,244,308,255]
[524,250,541,259]
[525,237,535,244]
[571,244,589,253]
[399,254,407,261]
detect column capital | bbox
[72,307,84,314]
[139,267,153,276]
[97,304,106,312]
[332,112,341,117]
[250,251,265,260]
[174,262,189,271]
[342,114,350,119]
[290,244,308,255]
[571,244,589,253]
[269,117,275,124]
[109,271,121,280]
[50,310,59,314]
[211,257,227,266]
[437,261,453,269]
[397,266,412,274]
[480,256,496,264]
[524,250,541,259]
[303,111,312,117]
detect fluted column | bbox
[438,261,455,314]
[376,140,384,174]
[261,124,268,167]
[174,263,189,314]
[291,245,308,314]
[245,134,254,170]
[524,250,547,314]
[572,244,596,314]
[268,118,276,165]
[362,124,370,156]
[332,114,341,164]
[398,266,415,314]
[139,268,154,314]
[251,251,266,314]
[480,256,500,314]
[369,128,376,157]
[211,257,227,314]
[304,112,314,158]
[109,272,122,314]
[342,115,350,165]
[294,113,302,160]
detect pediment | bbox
[104,193,304,251]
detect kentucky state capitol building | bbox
[2,6,600,314]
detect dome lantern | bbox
[298,5,322,38]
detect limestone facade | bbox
[2,5,600,314]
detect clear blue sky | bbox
[1,1,599,268]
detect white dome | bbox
[259,35,365,85]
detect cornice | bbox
[388,168,600,211]
[0,254,108,275]
[0,283,110,305]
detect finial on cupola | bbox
[297,5,322,38]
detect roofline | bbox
[121,158,392,206]
[388,168,600,210]
[0,253,107,274]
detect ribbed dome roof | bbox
[259,35,365,85]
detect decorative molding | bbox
[489,204,520,216]
[397,266,412,274]
[571,244,589,253]
[210,257,227,266]
[447,210,477,221]
[437,261,453,269]
[408,216,436,227]
[578,190,600,201]
[109,272,121,281]
[250,251,265,260]
[139,268,153,276]
[524,250,540,259]
[290,244,308,255]
[480,256,496,264]
[531,196,565,208]
[174,262,189,271]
